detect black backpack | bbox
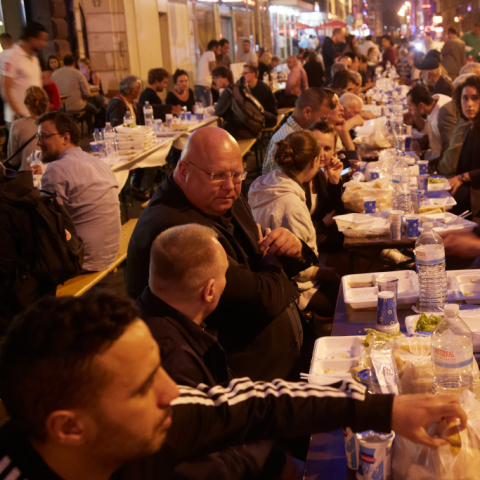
[231,79,265,138]
[30,190,84,284]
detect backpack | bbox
[230,80,265,138]
[30,190,84,284]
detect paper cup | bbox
[416,174,429,191]
[356,431,395,480]
[165,114,173,126]
[418,160,429,174]
[404,214,420,239]
[376,291,398,333]
[186,111,192,121]
[90,141,99,153]
[364,197,377,213]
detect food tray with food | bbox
[446,269,480,303]
[333,213,390,237]
[418,212,477,234]
[427,175,451,191]
[343,270,419,309]
[420,190,456,211]
[115,125,153,135]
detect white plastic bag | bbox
[342,177,393,213]
[392,391,480,480]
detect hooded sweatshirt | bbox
[248,170,318,309]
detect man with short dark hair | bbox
[51,54,97,116]
[239,39,258,66]
[331,70,356,96]
[441,27,465,80]
[139,68,183,120]
[406,84,451,157]
[212,66,233,94]
[462,23,480,60]
[322,27,346,85]
[217,38,232,67]
[263,88,334,173]
[195,40,220,107]
[0,22,47,128]
[39,111,121,271]
[0,292,467,480]
[380,35,397,69]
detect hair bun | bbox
[275,140,295,166]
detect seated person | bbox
[212,66,233,96]
[406,84,451,158]
[78,57,106,110]
[249,129,341,317]
[51,55,97,117]
[263,88,334,174]
[126,127,318,382]
[330,62,347,80]
[7,86,49,171]
[0,292,462,480]
[106,75,142,127]
[166,69,195,113]
[39,111,121,271]
[139,68,183,121]
[344,52,359,72]
[41,61,60,112]
[358,53,374,85]
[331,70,357,96]
[242,64,277,127]
[45,54,60,73]
[339,92,373,126]
[419,55,454,97]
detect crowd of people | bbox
[0,20,478,480]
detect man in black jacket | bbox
[322,28,346,85]
[126,127,318,382]
[0,293,468,480]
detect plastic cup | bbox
[356,431,395,480]
[404,214,420,239]
[180,111,186,121]
[376,290,399,334]
[186,111,192,121]
[165,114,173,126]
[389,210,403,240]
[364,197,377,213]
[376,276,399,302]
[90,141,99,153]
[416,174,429,191]
[410,189,424,214]
[418,160,429,174]
[343,427,359,470]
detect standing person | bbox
[239,39,258,66]
[0,33,14,152]
[380,35,397,69]
[283,55,308,106]
[441,27,466,80]
[139,68,184,121]
[195,40,219,107]
[0,33,13,54]
[303,51,325,87]
[166,69,195,113]
[0,22,47,129]
[322,28,346,85]
[217,38,232,68]
[38,111,121,272]
[357,35,376,56]
[462,23,480,60]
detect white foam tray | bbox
[343,270,419,309]
[334,213,390,237]
[448,270,480,304]
[418,212,477,235]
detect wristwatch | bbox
[461,174,469,183]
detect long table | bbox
[303,285,410,479]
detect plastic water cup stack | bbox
[416,174,429,191]
[413,222,447,313]
[389,210,403,240]
[410,189,424,213]
[376,291,399,334]
[377,277,399,303]
[432,303,473,396]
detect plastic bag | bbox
[359,118,393,149]
[342,177,393,213]
[392,391,480,480]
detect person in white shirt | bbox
[239,40,258,67]
[195,40,220,108]
[0,22,47,129]
[357,35,377,57]
[406,84,451,158]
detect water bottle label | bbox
[415,246,445,265]
[432,347,473,369]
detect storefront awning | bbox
[296,21,312,29]
[315,20,347,29]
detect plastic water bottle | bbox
[103,122,118,162]
[93,128,105,158]
[432,304,473,396]
[414,222,447,313]
[124,110,135,125]
[143,101,154,130]
[263,72,269,84]
[392,156,413,213]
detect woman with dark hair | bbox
[46,55,60,72]
[248,128,342,320]
[78,57,106,110]
[344,34,358,55]
[449,76,480,215]
[303,51,324,87]
[166,69,195,112]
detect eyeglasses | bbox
[36,133,62,141]
[184,160,247,183]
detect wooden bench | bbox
[56,218,138,297]
[263,113,285,135]
[237,137,262,176]
[278,107,294,116]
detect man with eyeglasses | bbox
[38,111,121,272]
[126,127,318,382]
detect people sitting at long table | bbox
[165,69,196,113]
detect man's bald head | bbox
[149,224,228,303]
[174,128,243,216]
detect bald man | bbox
[127,127,318,382]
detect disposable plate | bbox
[343,270,419,309]
[418,212,477,235]
[333,213,389,237]
[447,270,480,303]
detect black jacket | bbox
[0,170,56,329]
[0,379,394,480]
[126,175,318,381]
[303,60,325,88]
[105,96,142,127]
[139,87,173,121]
